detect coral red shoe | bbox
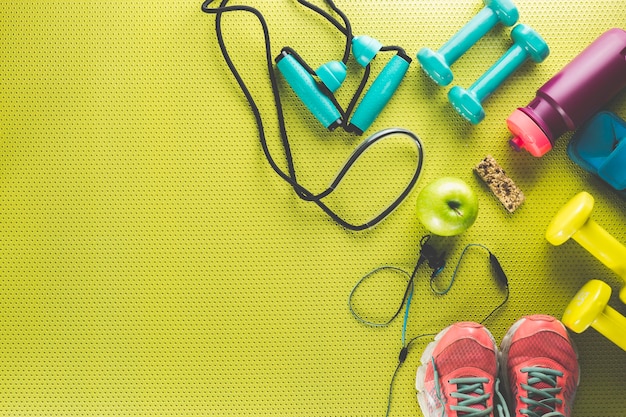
[416,322,506,417]
[500,315,580,417]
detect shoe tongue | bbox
[466,403,488,413]
[526,367,558,390]
[532,380,552,390]
[525,382,553,414]
[523,368,562,416]
[452,378,490,414]
[455,397,488,416]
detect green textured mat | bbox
[1,1,625,416]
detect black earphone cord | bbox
[381,249,510,417]
[201,0,423,231]
[363,241,510,417]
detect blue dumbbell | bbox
[417,0,518,86]
[448,24,549,124]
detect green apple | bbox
[415,177,478,236]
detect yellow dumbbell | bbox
[546,191,626,303]
[562,279,626,351]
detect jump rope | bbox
[201,0,424,231]
[202,1,510,414]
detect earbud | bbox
[489,252,509,288]
[419,235,447,278]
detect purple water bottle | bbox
[507,28,626,157]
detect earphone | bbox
[274,1,411,134]
[201,0,424,231]
[348,236,510,416]
[349,236,509,350]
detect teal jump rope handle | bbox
[349,54,411,135]
[275,51,342,130]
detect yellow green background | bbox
[2,1,626,415]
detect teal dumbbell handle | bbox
[441,2,518,67]
[417,0,518,86]
[275,51,342,130]
[448,24,549,124]
[349,54,411,134]
[470,40,529,102]
[441,8,500,63]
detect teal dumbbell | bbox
[448,24,549,124]
[417,0,518,86]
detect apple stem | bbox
[448,201,462,217]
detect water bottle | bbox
[507,28,626,157]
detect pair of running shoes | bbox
[416,315,580,417]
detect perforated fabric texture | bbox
[1,1,626,416]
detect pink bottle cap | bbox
[507,109,552,157]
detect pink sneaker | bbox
[416,322,502,417]
[500,315,580,417]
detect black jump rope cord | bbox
[202,3,508,416]
[201,0,422,231]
